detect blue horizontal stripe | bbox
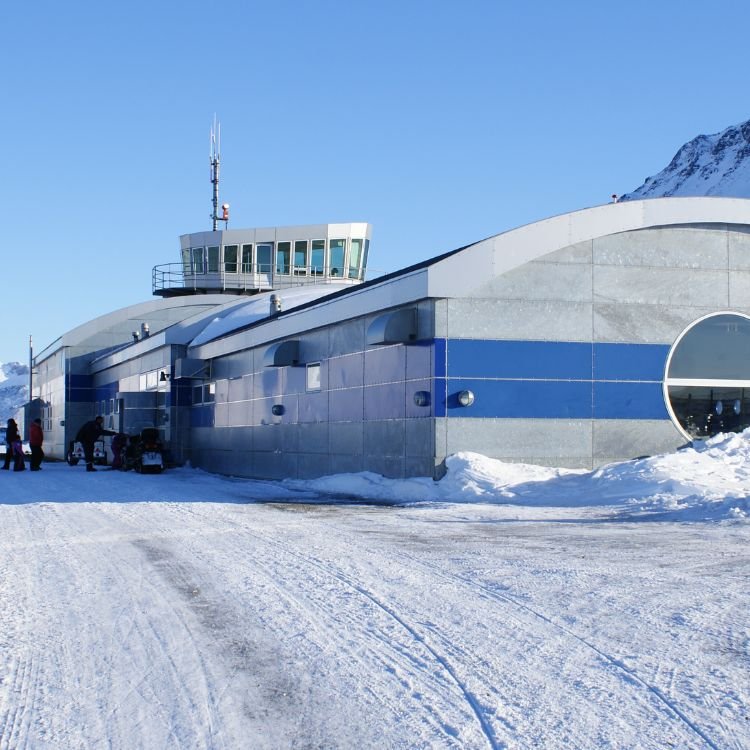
[593,382,669,419]
[594,343,669,382]
[448,339,592,380]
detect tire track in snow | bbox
[234,526,503,750]
[391,546,725,750]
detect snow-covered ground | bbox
[0,433,748,749]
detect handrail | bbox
[152,262,382,295]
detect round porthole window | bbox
[664,311,750,440]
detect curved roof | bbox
[426,197,750,297]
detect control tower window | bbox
[349,239,362,279]
[224,245,238,273]
[311,240,324,275]
[294,240,308,275]
[329,239,345,277]
[257,243,273,274]
[207,246,220,273]
[276,242,291,275]
[664,311,750,440]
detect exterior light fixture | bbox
[159,371,171,382]
[271,404,285,416]
[413,391,431,407]
[457,389,475,407]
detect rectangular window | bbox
[257,243,273,274]
[204,382,216,403]
[349,239,362,279]
[306,363,321,392]
[362,239,370,279]
[276,241,291,275]
[181,247,191,275]
[139,373,147,391]
[294,240,308,275]
[224,245,238,273]
[241,244,253,273]
[193,384,203,404]
[191,247,205,274]
[110,398,115,414]
[146,371,158,390]
[329,239,345,278]
[311,240,325,275]
[207,246,220,273]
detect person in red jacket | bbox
[29,418,44,471]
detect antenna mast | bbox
[210,117,229,230]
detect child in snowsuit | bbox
[12,435,25,471]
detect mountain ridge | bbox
[622,119,750,200]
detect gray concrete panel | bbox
[329,453,365,476]
[405,418,435,458]
[593,304,719,344]
[728,271,750,307]
[329,422,364,456]
[593,419,685,461]
[434,299,448,339]
[593,227,728,269]
[728,230,750,270]
[445,418,592,461]
[298,422,330,453]
[298,452,332,479]
[446,299,593,342]
[537,239,593,264]
[363,420,406,457]
[363,454,405,479]
[594,266,728,307]
[328,319,366,357]
[253,424,283,452]
[328,352,364,389]
[473,262,592,302]
[405,456,440,478]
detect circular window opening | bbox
[664,311,750,440]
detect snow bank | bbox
[287,430,750,521]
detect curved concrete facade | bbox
[30,198,750,477]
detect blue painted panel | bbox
[364,346,406,385]
[444,379,593,419]
[593,382,669,419]
[433,339,447,379]
[330,388,364,422]
[447,340,592,380]
[364,382,406,420]
[594,343,669,382]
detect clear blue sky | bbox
[1,0,749,364]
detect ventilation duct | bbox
[366,308,417,346]
[263,340,300,367]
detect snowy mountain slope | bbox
[0,362,29,421]
[622,118,750,199]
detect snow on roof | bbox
[189,283,352,346]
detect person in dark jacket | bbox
[12,434,25,471]
[29,418,44,471]
[2,418,19,470]
[76,416,116,472]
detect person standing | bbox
[2,418,19,470]
[12,433,25,471]
[29,418,44,471]
[75,416,116,472]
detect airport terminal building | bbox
[30,198,750,478]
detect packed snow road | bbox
[0,463,747,749]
